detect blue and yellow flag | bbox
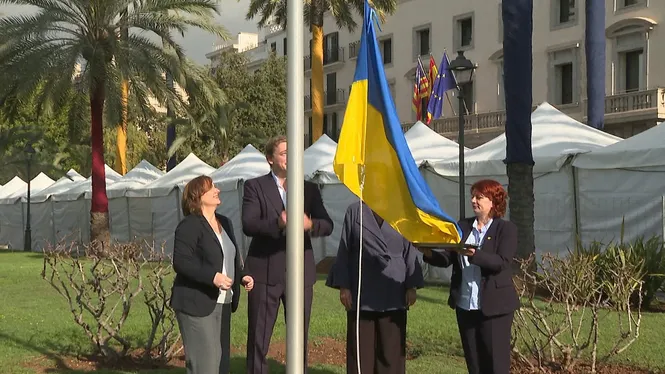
[333,1,461,244]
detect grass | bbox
[0,252,664,373]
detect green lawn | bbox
[0,252,664,373]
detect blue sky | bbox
[0,1,258,65]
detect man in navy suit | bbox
[242,135,333,374]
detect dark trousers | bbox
[246,282,313,374]
[176,303,232,374]
[456,308,513,374]
[346,310,407,374]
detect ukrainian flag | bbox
[333,1,461,244]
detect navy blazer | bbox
[241,173,333,286]
[170,213,249,317]
[423,217,520,317]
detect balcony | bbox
[243,43,269,64]
[348,41,360,59]
[584,88,665,126]
[304,47,345,71]
[304,89,347,112]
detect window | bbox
[552,0,576,27]
[413,25,431,59]
[607,18,654,93]
[497,60,505,109]
[547,45,579,105]
[454,13,474,50]
[380,37,392,65]
[325,113,340,141]
[326,73,337,105]
[270,42,276,53]
[617,0,646,10]
[283,37,287,56]
[622,49,644,92]
[308,117,313,146]
[324,32,340,64]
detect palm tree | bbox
[502,0,535,260]
[0,0,227,243]
[246,0,396,143]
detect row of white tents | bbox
[1,102,664,281]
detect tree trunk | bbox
[310,0,324,143]
[585,0,605,130]
[115,11,129,175]
[507,163,535,259]
[503,0,535,261]
[166,71,177,171]
[90,83,110,244]
[114,79,129,175]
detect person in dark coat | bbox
[170,175,254,374]
[418,179,519,374]
[326,201,424,374]
[242,135,334,374]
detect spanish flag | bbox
[333,1,461,245]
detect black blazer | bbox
[423,217,520,317]
[241,173,333,287]
[170,213,249,317]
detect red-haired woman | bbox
[419,179,518,374]
[170,175,254,374]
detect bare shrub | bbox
[41,240,145,361]
[512,248,643,373]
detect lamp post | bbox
[447,51,476,220]
[23,143,35,252]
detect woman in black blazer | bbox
[170,175,254,374]
[419,179,519,374]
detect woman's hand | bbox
[406,288,417,307]
[414,245,433,258]
[213,272,233,290]
[458,247,476,257]
[242,275,254,292]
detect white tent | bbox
[29,169,86,251]
[128,153,215,254]
[49,166,121,246]
[573,122,665,244]
[0,176,26,199]
[0,173,55,249]
[302,135,358,263]
[404,121,468,166]
[106,160,164,243]
[210,144,270,255]
[424,102,621,262]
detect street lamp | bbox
[447,51,476,220]
[23,142,35,252]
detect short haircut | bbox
[470,179,508,218]
[181,175,214,216]
[264,135,287,158]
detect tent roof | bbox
[405,121,467,165]
[0,173,55,204]
[427,102,621,176]
[128,153,215,197]
[52,165,122,201]
[304,135,339,184]
[210,144,270,190]
[30,169,86,203]
[106,160,164,198]
[0,176,26,199]
[573,121,665,169]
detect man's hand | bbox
[213,272,233,290]
[340,288,352,310]
[242,275,254,291]
[406,288,417,307]
[303,214,313,231]
[278,210,287,228]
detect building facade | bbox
[208,0,665,147]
